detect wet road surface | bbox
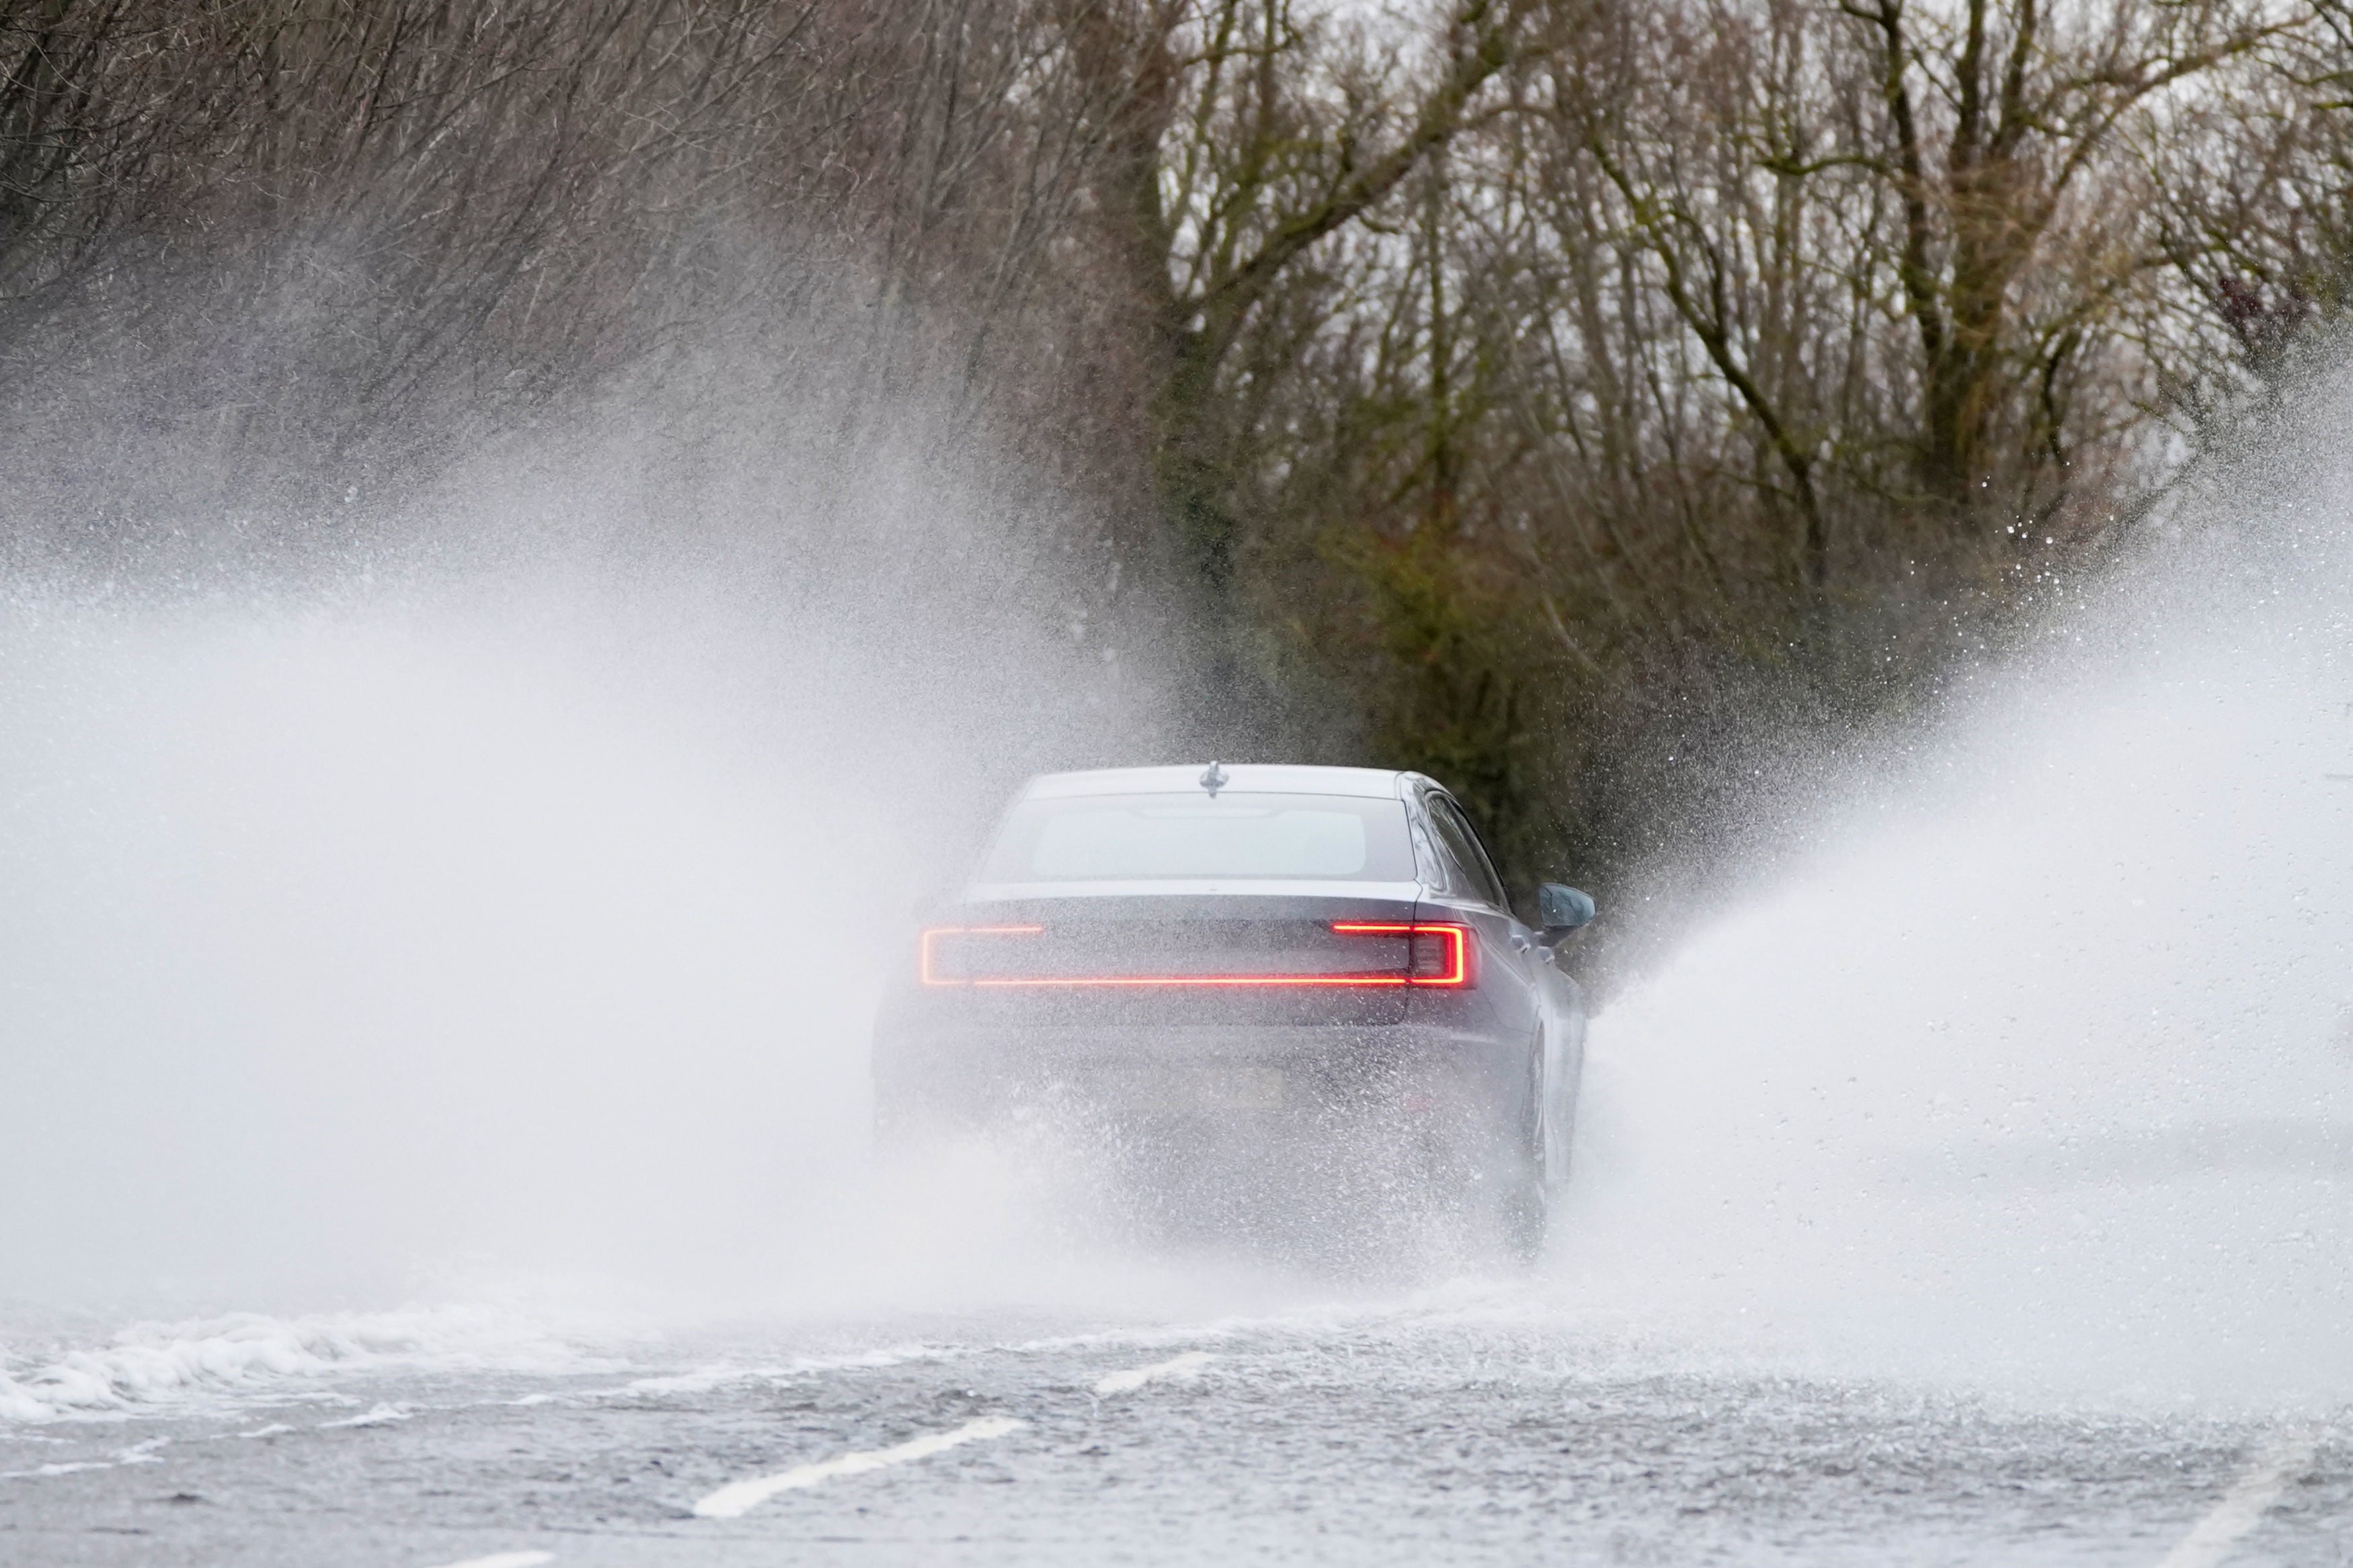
[5,1300,2344,1567]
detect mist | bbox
[1554,390,2353,1409]
[9,376,2353,1407]
[0,347,1222,1333]
[3,278,2350,1462]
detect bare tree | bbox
[9,0,2353,908]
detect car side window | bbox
[1412,798,1472,896]
[1451,800,1513,910]
[1426,795,1509,911]
[1405,806,1447,889]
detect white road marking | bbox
[691,1415,1026,1519]
[422,1553,554,1568]
[2155,1429,2318,1568]
[1094,1351,1215,1396]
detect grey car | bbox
[871,763,1595,1255]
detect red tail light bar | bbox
[1330,921,1470,986]
[920,921,1471,988]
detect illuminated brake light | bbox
[1330,921,1471,987]
[920,920,1472,987]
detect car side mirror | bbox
[1537,883,1595,941]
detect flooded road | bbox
[5,1295,2344,1567]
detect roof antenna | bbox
[1199,760,1228,796]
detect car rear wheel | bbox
[1414,1060,1548,1266]
[1497,1044,1550,1262]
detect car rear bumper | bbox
[872,1019,1530,1129]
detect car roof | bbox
[1019,764,1415,800]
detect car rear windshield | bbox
[978,792,1415,882]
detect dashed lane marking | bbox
[2155,1429,2318,1568]
[422,1553,554,1568]
[1094,1351,1215,1396]
[691,1415,1026,1519]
